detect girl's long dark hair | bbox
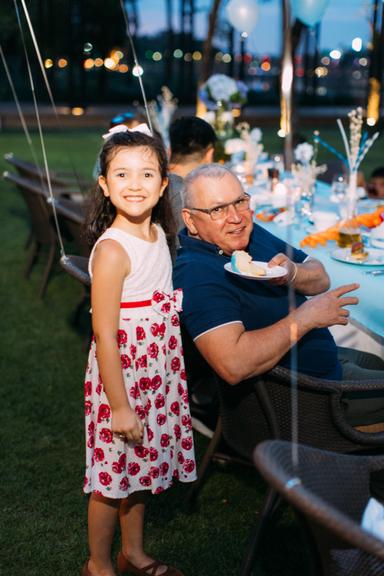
[85,131,176,252]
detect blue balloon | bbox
[291,0,330,27]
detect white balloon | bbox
[226,0,259,34]
[291,0,330,27]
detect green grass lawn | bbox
[1,126,380,576]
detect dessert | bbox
[350,241,369,261]
[231,250,266,277]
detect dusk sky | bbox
[138,0,371,56]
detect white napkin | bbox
[361,497,384,541]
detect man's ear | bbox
[203,146,215,164]
[182,208,199,235]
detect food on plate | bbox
[231,250,266,277]
[350,241,369,261]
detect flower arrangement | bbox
[313,107,379,218]
[199,74,248,110]
[224,122,264,172]
[147,86,178,148]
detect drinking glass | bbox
[331,174,347,202]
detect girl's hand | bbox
[112,406,144,444]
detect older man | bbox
[173,164,384,427]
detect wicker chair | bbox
[188,364,384,575]
[4,152,92,196]
[3,170,60,297]
[254,440,384,575]
[60,255,91,330]
[53,197,90,257]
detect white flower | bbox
[221,111,234,124]
[294,143,314,164]
[206,74,238,103]
[225,138,246,155]
[250,128,262,143]
[202,111,216,125]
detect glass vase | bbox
[337,171,361,248]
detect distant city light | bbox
[316,87,327,96]
[352,70,362,80]
[261,61,271,72]
[367,117,376,126]
[132,65,143,77]
[94,58,104,67]
[57,58,68,68]
[83,43,93,53]
[314,66,328,78]
[104,58,116,70]
[84,58,95,70]
[222,53,232,63]
[321,56,330,65]
[152,51,162,61]
[184,53,192,62]
[44,58,53,69]
[118,64,129,73]
[277,129,286,138]
[192,51,202,61]
[113,50,124,60]
[359,57,368,66]
[173,49,183,58]
[329,49,342,60]
[215,52,223,63]
[352,37,362,52]
[241,32,248,38]
[72,107,85,116]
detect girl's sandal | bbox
[117,551,184,576]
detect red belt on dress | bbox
[120,300,152,309]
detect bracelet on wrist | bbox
[290,262,298,283]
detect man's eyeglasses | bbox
[186,193,251,221]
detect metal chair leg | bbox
[186,417,223,509]
[239,487,281,576]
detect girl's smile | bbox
[98,146,168,222]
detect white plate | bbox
[371,237,384,249]
[331,248,384,266]
[224,261,288,280]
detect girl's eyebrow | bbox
[111,166,157,172]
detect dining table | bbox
[249,179,384,348]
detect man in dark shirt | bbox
[173,163,384,426]
[168,116,217,232]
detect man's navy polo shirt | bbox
[173,225,341,380]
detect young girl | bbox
[82,125,196,576]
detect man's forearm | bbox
[294,258,330,295]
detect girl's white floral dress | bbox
[83,225,196,498]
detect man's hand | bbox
[112,405,144,444]
[295,283,359,333]
[267,252,296,286]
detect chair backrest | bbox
[216,365,384,461]
[3,170,57,245]
[53,198,90,256]
[254,440,384,575]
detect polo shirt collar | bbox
[178,227,253,257]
